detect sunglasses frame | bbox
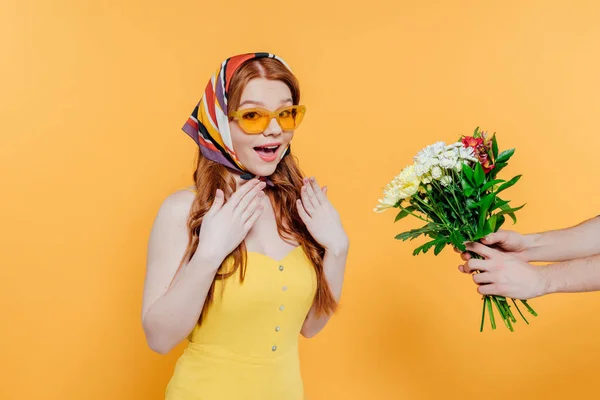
[228,105,307,134]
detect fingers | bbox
[243,203,264,232]
[453,247,471,261]
[241,191,265,222]
[462,258,490,273]
[322,186,328,195]
[234,181,266,216]
[301,185,316,214]
[465,242,498,259]
[308,177,326,204]
[472,272,494,285]
[206,189,224,216]
[303,178,321,208]
[228,179,261,209]
[296,199,311,223]
[481,231,505,245]
[477,284,500,296]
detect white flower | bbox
[374,165,421,212]
[431,166,443,180]
[440,151,458,169]
[414,152,429,165]
[440,176,453,187]
[414,162,430,177]
[446,142,463,149]
[414,141,446,165]
[458,146,478,162]
[395,165,420,198]
[431,141,446,154]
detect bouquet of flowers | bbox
[374,128,537,331]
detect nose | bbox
[263,117,282,137]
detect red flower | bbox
[462,136,495,174]
[461,136,484,148]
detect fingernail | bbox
[310,177,315,182]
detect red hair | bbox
[179,58,337,323]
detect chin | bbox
[245,163,278,178]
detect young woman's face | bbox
[229,78,295,178]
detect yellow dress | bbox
[165,246,317,400]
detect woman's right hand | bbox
[456,230,532,273]
[198,179,266,263]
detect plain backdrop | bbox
[2,1,600,399]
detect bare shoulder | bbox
[155,188,196,222]
[147,188,197,259]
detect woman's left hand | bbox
[296,177,349,254]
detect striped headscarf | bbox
[182,52,294,182]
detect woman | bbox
[141,52,349,399]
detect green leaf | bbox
[488,214,498,232]
[490,198,510,212]
[396,223,438,241]
[496,203,526,223]
[496,175,522,195]
[467,199,480,209]
[462,164,475,185]
[473,126,480,138]
[412,237,445,256]
[434,240,446,255]
[478,194,495,230]
[461,178,472,191]
[496,148,515,164]
[450,230,467,252]
[474,163,485,187]
[495,215,506,232]
[481,179,505,192]
[492,134,499,159]
[465,187,475,197]
[490,162,507,179]
[482,219,494,237]
[395,206,417,222]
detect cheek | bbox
[229,122,253,153]
[283,131,294,144]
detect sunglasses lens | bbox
[278,106,305,130]
[239,110,269,133]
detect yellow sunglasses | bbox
[229,105,306,134]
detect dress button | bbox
[282,286,288,292]
[272,345,277,351]
[279,305,285,311]
[275,326,281,332]
[279,265,284,271]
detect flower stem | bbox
[511,298,529,325]
[500,296,517,323]
[492,296,513,332]
[486,295,496,330]
[398,204,434,224]
[480,296,487,332]
[521,300,538,316]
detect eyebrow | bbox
[238,98,293,108]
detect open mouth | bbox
[254,145,281,161]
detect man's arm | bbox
[524,216,600,262]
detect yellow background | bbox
[2,1,600,399]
